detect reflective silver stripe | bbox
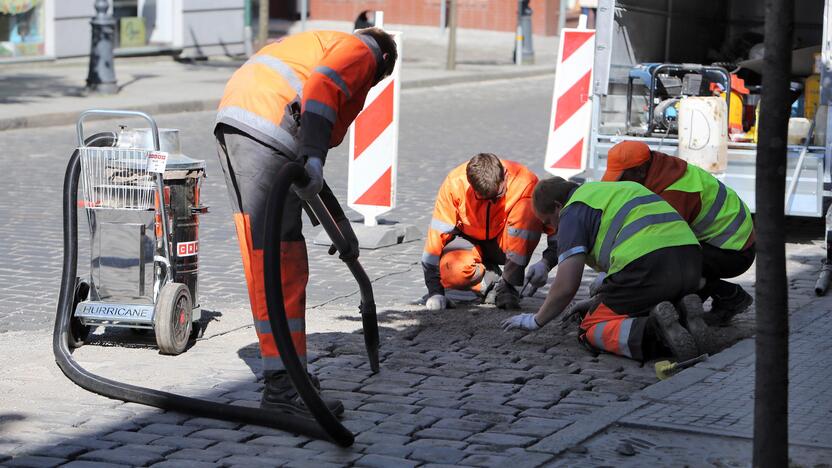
[592,322,608,351]
[249,55,303,97]
[506,250,530,266]
[263,356,308,371]
[692,182,727,236]
[597,194,663,270]
[430,218,456,234]
[422,252,440,266]
[216,106,299,157]
[618,318,634,358]
[314,66,351,98]
[507,227,540,241]
[709,205,748,248]
[558,245,587,264]
[610,212,683,252]
[473,264,484,283]
[304,99,336,124]
[254,318,305,335]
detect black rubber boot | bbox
[676,294,711,355]
[495,280,521,310]
[261,371,344,417]
[649,302,699,362]
[705,283,753,326]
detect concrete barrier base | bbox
[313,220,421,250]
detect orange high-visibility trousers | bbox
[438,196,542,292]
[216,125,308,372]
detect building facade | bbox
[303,0,564,36]
[0,0,244,62]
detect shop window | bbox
[0,0,46,58]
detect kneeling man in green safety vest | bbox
[502,177,710,361]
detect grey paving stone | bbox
[466,432,536,447]
[246,435,308,447]
[283,460,342,468]
[139,423,199,437]
[200,442,252,456]
[61,462,131,468]
[409,446,467,464]
[149,461,219,468]
[79,447,164,466]
[259,446,323,459]
[4,456,66,468]
[414,427,473,441]
[355,454,419,468]
[182,418,240,429]
[460,453,512,467]
[503,451,555,467]
[188,428,253,443]
[342,410,388,423]
[362,443,414,457]
[372,421,419,436]
[217,455,277,467]
[27,445,87,459]
[357,402,420,415]
[495,417,572,437]
[118,444,176,455]
[432,418,491,432]
[355,431,411,446]
[165,448,228,463]
[311,449,363,464]
[417,406,467,419]
[407,438,468,450]
[365,393,421,405]
[102,430,162,445]
[149,436,216,450]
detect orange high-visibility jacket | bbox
[216,30,383,161]
[423,160,541,263]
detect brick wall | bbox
[308,0,562,36]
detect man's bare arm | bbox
[534,254,585,326]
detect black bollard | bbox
[86,0,118,94]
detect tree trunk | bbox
[753,0,792,466]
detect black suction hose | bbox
[53,133,345,445]
[304,197,380,373]
[263,164,354,446]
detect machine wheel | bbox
[69,280,91,349]
[154,283,193,355]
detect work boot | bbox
[676,294,711,355]
[261,371,344,417]
[478,270,500,299]
[649,302,699,362]
[706,284,753,326]
[495,280,521,310]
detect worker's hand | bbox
[523,259,551,296]
[501,313,541,332]
[425,294,448,310]
[589,272,606,297]
[329,219,359,260]
[294,157,324,201]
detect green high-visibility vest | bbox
[665,164,753,250]
[564,181,699,275]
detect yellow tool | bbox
[655,354,708,380]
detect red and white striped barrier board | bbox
[347,31,402,226]
[544,28,596,178]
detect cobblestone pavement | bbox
[0,76,827,466]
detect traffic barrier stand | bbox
[314,26,420,249]
[544,27,596,179]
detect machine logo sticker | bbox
[147,151,169,173]
[75,302,155,324]
[177,241,198,257]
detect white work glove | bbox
[425,294,448,310]
[293,157,324,201]
[501,313,541,332]
[523,259,551,296]
[589,272,606,297]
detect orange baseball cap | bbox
[602,141,652,181]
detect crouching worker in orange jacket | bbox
[214,28,397,416]
[421,153,558,310]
